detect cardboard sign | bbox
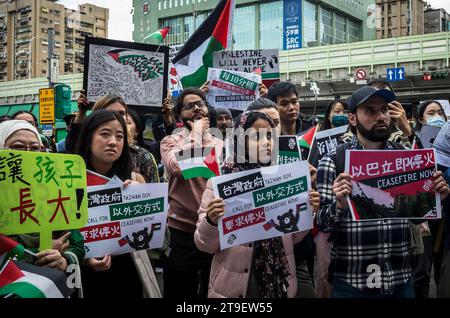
[207,68,261,110]
[212,161,313,250]
[309,125,348,166]
[213,49,279,87]
[0,151,88,251]
[346,149,441,220]
[419,124,441,149]
[81,182,169,258]
[83,37,169,111]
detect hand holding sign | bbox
[207,198,225,225]
[432,171,449,201]
[333,173,353,210]
[0,151,88,252]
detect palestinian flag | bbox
[143,27,171,45]
[86,169,110,186]
[0,260,73,298]
[298,126,318,160]
[0,235,24,267]
[176,147,220,180]
[173,0,235,88]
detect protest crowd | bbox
[1,1,450,301]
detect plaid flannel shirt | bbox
[316,136,412,295]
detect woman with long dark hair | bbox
[194,111,320,298]
[75,110,147,298]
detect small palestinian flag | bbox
[297,126,318,160]
[0,235,24,267]
[86,170,110,186]
[143,27,171,45]
[0,260,74,298]
[297,203,308,212]
[176,147,220,180]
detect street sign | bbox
[355,68,367,80]
[41,124,54,137]
[387,67,405,82]
[39,88,55,124]
[50,57,59,83]
[356,79,368,85]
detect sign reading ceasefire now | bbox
[39,88,55,124]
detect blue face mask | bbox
[331,114,349,127]
[426,116,446,128]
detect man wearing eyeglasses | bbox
[267,81,314,136]
[160,88,223,299]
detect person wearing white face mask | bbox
[412,99,448,297]
[416,100,447,130]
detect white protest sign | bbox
[207,68,261,110]
[81,182,169,258]
[212,161,313,250]
[213,49,279,84]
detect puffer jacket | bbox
[194,180,309,298]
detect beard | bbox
[356,119,390,142]
[181,111,208,131]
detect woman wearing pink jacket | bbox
[194,110,320,298]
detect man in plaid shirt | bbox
[316,86,449,298]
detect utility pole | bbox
[47,27,55,87]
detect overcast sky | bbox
[58,0,450,42]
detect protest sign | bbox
[346,149,440,220]
[433,121,450,168]
[0,151,88,251]
[81,182,168,258]
[309,125,348,166]
[418,124,441,149]
[212,161,313,250]
[278,136,301,164]
[83,37,169,111]
[213,49,279,88]
[207,68,261,110]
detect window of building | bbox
[160,17,182,45]
[181,0,184,6]
[259,1,282,50]
[158,1,161,10]
[348,19,360,42]
[320,7,333,45]
[304,0,317,47]
[164,0,167,10]
[184,12,208,40]
[175,0,178,7]
[233,5,256,50]
[334,14,346,44]
[169,0,172,9]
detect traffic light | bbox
[54,84,72,119]
[422,72,448,80]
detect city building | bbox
[376,0,424,39]
[424,7,450,33]
[0,0,108,82]
[132,0,376,50]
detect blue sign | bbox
[283,0,302,50]
[387,67,405,82]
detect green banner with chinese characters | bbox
[0,150,88,251]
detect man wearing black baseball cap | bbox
[315,86,449,298]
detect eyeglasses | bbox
[182,100,207,111]
[5,144,42,152]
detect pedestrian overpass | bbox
[0,31,449,136]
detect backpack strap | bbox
[332,142,352,177]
